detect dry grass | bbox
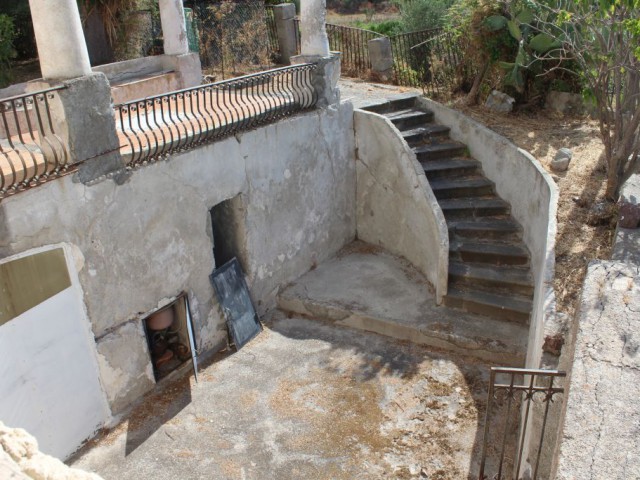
[454,102,615,317]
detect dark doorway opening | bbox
[210,195,245,269]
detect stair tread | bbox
[450,239,529,257]
[430,176,493,190]
[384,108,431,120]
[414,142,466,155]
[422,157,480,172]
[439,197,510,210]
[449,261,533,286]
[445,286,533,314]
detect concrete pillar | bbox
[300,0,330,57]
[28,0,92,80]
[368,37,394,81]
[159,0,190,56]
[273,4,298,65]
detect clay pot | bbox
[146,306,174,330]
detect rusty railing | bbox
[114,63,317,168]
[326,23,384,76]
[0,86,70,200]
[478,367,566,480]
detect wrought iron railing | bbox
[114,63,317,168]
[0,86,70,200]
[478,367,566,480]
[390,28,462,95]
[326,23,384,76]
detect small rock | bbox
[409,464,421,475]
[551,148,573,172]
[484,90,515,113]
[587,200,617,226]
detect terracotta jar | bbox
[146,306,174,330]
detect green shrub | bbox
[353,19,403,36]
[396,0,454,32]
[0,14,17,87]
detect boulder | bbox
[618,173,640,228]
[550,148,573,172]
[484,90,515,113]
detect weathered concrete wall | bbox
[354,109,448,302]
[554,261,640,479]
[415,97,558,369]
[0,102,356,419]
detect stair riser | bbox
[450,251,529,266]
[433,185,495,200]
[442,206,511,220]
[448,222,522,241]
[406,130,451,145]
[425,165,480,179]
[449,275,534,297]
[416,147,467,161]
[391,113,434,130]
[443,296,530,325]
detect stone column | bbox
[28,0,92,80]
[159,0,190,56]
[300,0,330,57]
[368,37,394,81]
[273,3,298,65]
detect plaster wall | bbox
[354,110,448,301]
[0,102,356,416]
[0,245,110,460]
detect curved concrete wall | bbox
[354,109,449,302]
[415,98,558,370]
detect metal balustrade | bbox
[114,63,318,168]
[0,86,70,199]
[478,367,566,480]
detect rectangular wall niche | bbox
[142,294,195,382]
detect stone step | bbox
[402,124,451,144]
[360,95,418,114]
[447,218,522,240]
[450,240,530,266]
[414,142,467,161]
[422,158,481,178]
[443,287,532,325]
[439,197,511,219]
[385,109,435,130]
[430,176,495,199]
[448,261,534,296]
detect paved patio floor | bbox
[71,313,505,480]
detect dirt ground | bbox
[453,102,613,318]
[71,314,516,480]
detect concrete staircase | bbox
[364,97,534,326]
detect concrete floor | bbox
[71,313,510,480]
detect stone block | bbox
[545,90,584,115]
[273,4,298,64]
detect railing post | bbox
[291,54,340,108]
[368,37,394,82]
[272,4,298,65]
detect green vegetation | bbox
[0,14,17,87]
[352,19,403,36]
[396,0,455,31]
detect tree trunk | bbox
[465,60,490,106]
